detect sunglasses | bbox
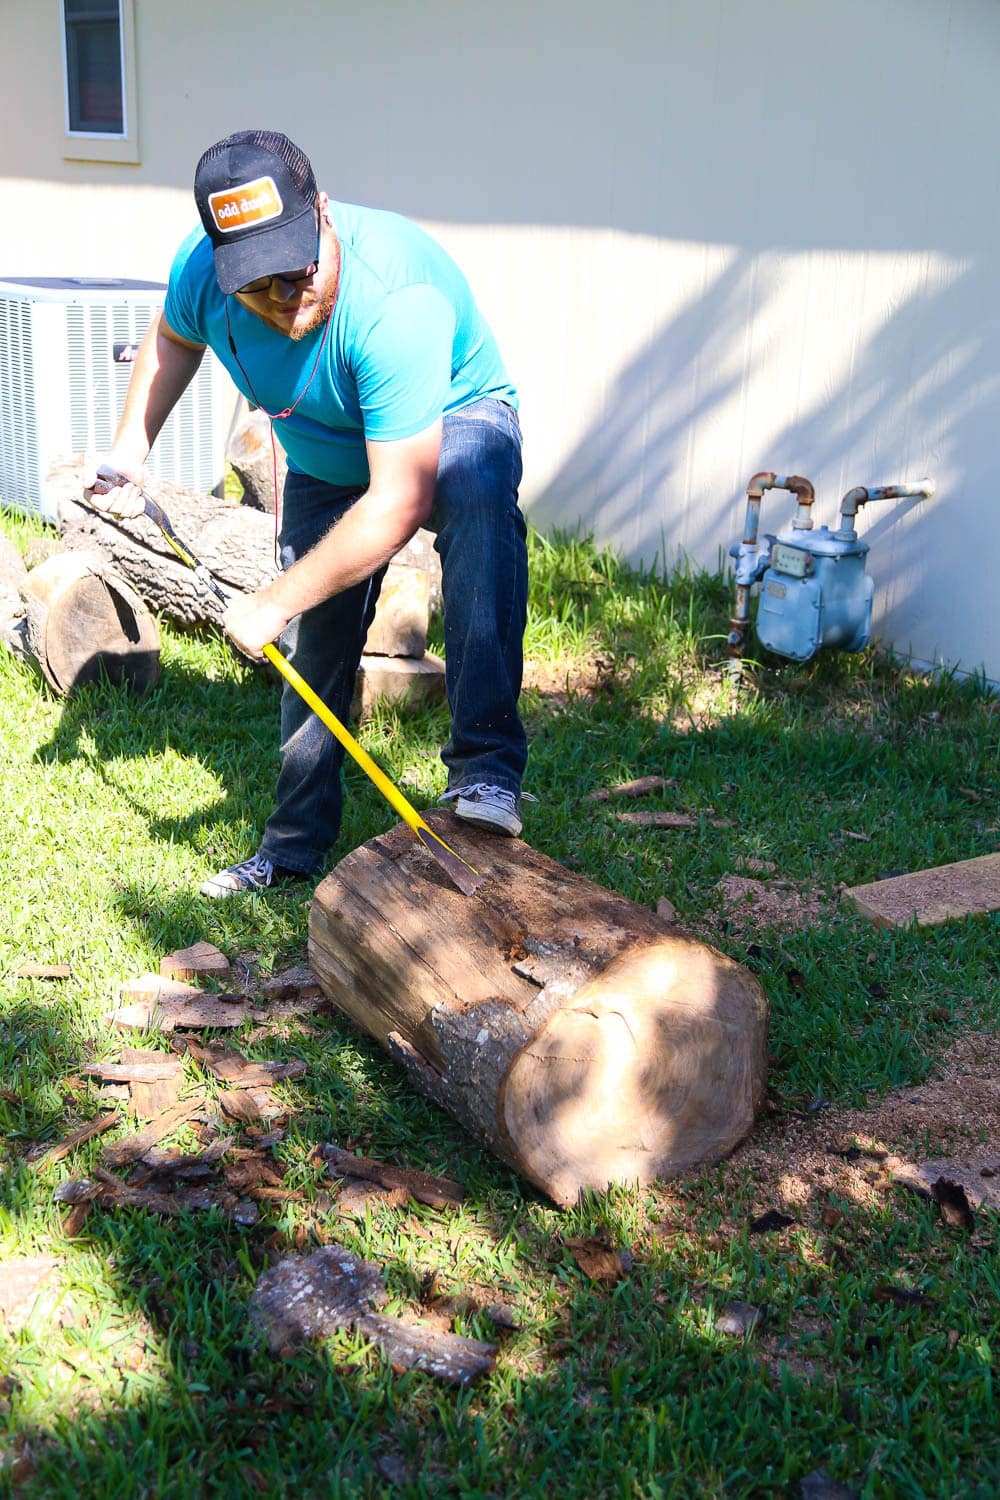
[236,211,321,296]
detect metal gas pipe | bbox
[728,473,815,658]
[727,472,934,671]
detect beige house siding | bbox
[2,0,997,679]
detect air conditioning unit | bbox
[0,276,242,521]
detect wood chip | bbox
[26,1110,118,1171]
[843,852,1000,928]
[891,1156,1000,1214]
[334,1179,410,1217]
[14,964,71,980]
[186,1044,306,1087]
[82,1059,182,1084]
[61,1202,91,1237]
[159,941,231,983]
[587,775,679,802]
[564,1236,629,1283]
[260,965,323,999]
[107,994,253,1032]
[612,810,731,829]
[121,1046,183,1118]
[320,1145,465,1209]
[220,1089,263,1123]
[101,1092,207,1169]
[655,896,679,923]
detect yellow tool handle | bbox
[262,643,431,838]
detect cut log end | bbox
[501,940,768,1205]
[22,552,160,696]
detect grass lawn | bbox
[1,514,998,1498]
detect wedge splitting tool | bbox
[91,466,483,896]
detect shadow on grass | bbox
[3,573,998,1494]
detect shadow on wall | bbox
[530,251,996,658]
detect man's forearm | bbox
[112,312,205,466]
[262,487,427,619]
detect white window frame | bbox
[61,0,140,164]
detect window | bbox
[62,0,139,163]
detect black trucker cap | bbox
[193,129,318,294]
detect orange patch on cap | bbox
[208,177,283,234]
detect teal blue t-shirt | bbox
[164,200,518,487]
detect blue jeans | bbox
[259,397,528,874]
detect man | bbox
[86,128,529,897]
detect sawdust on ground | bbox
[710,872,832,935]
[722,1029,1000,1216]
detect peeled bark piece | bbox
[21,551,160,696]
[308,811,769,1206]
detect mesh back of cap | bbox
[196,129,317,197]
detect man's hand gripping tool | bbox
[90,465,484,896]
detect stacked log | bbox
[7,549,159,696]
[308,810,770,1207]
[50,456,444,716]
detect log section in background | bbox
[59,483,275,630]
[308,810,769,1206]
[20,551,160,696]
[54,459,442,643]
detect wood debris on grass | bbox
[564,1235,631,1284]
[101,1092,208,1169]
[586,774,680,802]
[55,1139,267,1226]
[319,1144,465,1210]
[713,873,829,934]
[94,1167,259,1226]
[178,1037,307,1087]
[248,1246,497,1385]
[107,974,329,1033]
[613,809,732,829]
[159,941,231,983]
[26,1110,118,1172]
[13,964,72,980]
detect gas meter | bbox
[727,472,934,666]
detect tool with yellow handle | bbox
[91,467,484,896]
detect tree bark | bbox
[58,482,275,632]
[18,551,160,696]
[51,457,441,642]
[308,810,769,1207]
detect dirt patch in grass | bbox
[521,656,607,705]
[724,1029,1000,1217]
[711,873,832,935]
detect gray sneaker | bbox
[440,783,534,837]
[199,850,302,899]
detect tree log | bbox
[307,810,769,1206]
[51,457,441,645]
[55,472,275,632]
[19,551,160,696]
[0,534,30,663]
